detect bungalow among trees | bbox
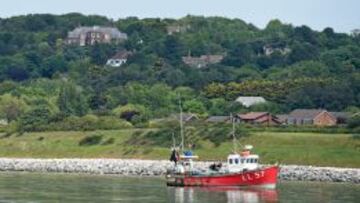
[330,112,351,124]
[286,109,337,126]
[235,112,281,125]
[205,116,231,123]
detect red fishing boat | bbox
[166,145,279,188]
[167,103,279,188]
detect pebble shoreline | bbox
[0,158,358,184]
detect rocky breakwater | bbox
[0,158,358,183]
[279,165,360,183]
[0,158,170,176]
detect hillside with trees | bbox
[0,13,359,131]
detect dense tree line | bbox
[0,14,359,131]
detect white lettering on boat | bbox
[241,170,265,181]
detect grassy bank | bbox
[0,129,359,168]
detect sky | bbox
[0,0,359,33]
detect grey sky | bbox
[0,0,359,33]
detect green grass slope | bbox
[0,130,359,168]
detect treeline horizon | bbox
[0,13,359,132]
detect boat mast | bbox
[179,97,184,152]
[172,132,176,149]
[231,113,237,153]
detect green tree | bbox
[183,99,206,114]
[18,106,52,132]
[0,94,28,122]
[57,82,88,117]
[112,104,148,122]
[208,98,228,115]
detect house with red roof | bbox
[235,112,281,125]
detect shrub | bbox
[97,116,133,129]
[79,134,103,146]
[41,115,133,131]
[18,107,52,132]
[348,115,360,129]
[102,138,115,145]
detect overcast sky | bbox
[0,0,359,33]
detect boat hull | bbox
[167,166,279,188]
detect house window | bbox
[304,119,312,125]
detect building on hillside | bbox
[263,45,291,56]
[235,112,281,125]
[106,51,132,67]
[329,112,351,124]
[276,114,289,124]
[205,116,231,123]
[287,109,337,126]
[235,96,266,108]
[0,119,8,126]
[66,26,128,46]
[166,25,190,35]
[351,29,360,37]
[182,54,224,68]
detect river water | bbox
[0,173,358,203]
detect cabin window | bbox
[254,159,258,163]
[246,159,250,163]
[235,158,239,164]
[229,159,233,164]
[241,158,245,164]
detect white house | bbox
[106,51,132,67]
[235,96,266,107]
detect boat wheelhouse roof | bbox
[228,154,259,159]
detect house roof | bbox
[110,51,132,60]
[182,54,224,68]
[206,116,230,122]
[276,114,289,122]
[235,97,266,107]
[238,112,268,120]
[288,109,326,119]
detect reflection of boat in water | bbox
[168,187,278,203]
[166,106,279,188]
[203,187,279,203]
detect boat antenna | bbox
[178,94,184,152]
[172,132,176,149]
[231,113,237,154]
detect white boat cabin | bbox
[227,145,259,173]
[174,154,199,174]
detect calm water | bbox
[0,173,358,203]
